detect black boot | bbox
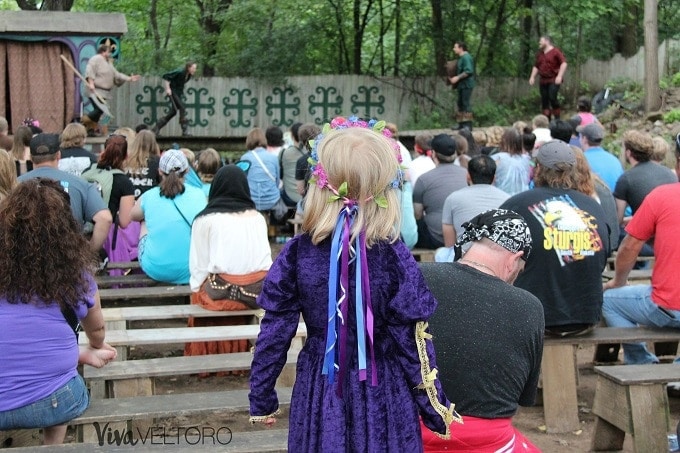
[153,115,171,136]
[180,119,192,137]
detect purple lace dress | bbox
[249,234,457,452]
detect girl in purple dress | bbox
[249,118,461,452]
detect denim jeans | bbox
[602,285,680,364]
[0,375,89,430]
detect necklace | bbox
[458,259,499,278]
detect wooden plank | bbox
[629,384,669,453]
[84,351,298,381]
[411,249,435,262]
[81,323,307,347]
[591,416,626,451]
[102,305,262,322]
[8,429,289,452]
[99,286,193,302]
[541,343,580,433]
[72,388,293,425]
[96,274,158,288]
[0,429,41,448]
[602,269,652,281]
[105,261,142,270]
[543,326,680,345]
[594,363,680,385]
[591,374,632,433]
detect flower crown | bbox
[308,116,404,208]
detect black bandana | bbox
[454,209,532,261]
[194,165,256,219]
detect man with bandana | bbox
[501,140,610,336]
[420,209,543,452]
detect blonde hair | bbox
[302,128,401,247]
[571,146,595,196]
[651,136,670,163]
[485,126,504,147]
[180,148,196,166]
[127,130,160,172]
[113,127,137,145]
[472,130,488,147]
[532,114,549,129]
[0,149,17,200]
[513,121,528,134]
[60,123,87,148]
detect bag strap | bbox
[251,150,276,183]
[172,199,192,228]
[60,305,80,339]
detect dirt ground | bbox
[77,321,677,453]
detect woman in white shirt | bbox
[186,165,272,362]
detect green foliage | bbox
[671,73,680,88]
[663,109,680,124]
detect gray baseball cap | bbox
[536,140,575,170]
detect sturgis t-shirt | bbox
[501,187,610,328]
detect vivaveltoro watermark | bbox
[92,422,233,447]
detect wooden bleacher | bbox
[541,326,680,433]
[591,363,680,452]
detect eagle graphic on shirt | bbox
[528,194,603,266]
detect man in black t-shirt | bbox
[501,140,610,335]
[420,209,543,452]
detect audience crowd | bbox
[0,107,678,450]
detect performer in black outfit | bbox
[153,61,197,137]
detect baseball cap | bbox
[431,134,457,157]
[579,123,604,143]
[159,149,189,174]
[30,133,60,156]
[536,140,575,170]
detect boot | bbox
[552,108,561,120]
[542,109,552,121]
[81,114,97,131]
[180,119,192,137]
[152,115,170,136]
[458,113,473,130]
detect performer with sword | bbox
[152,61,197,137]
[80,44,140,135]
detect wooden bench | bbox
[102,305,262,324]
[95,273,159,289]
[411,248,435,262]
[287,217,303,236]
[601,268,653,281]
[81,323,307,347]
[63,389,292,446]
[541,326,680,433]
[104,261,141,270]
[591,364,680,453]
[99,285,193,302]
[84,351,298,398]
[6,429,289,452]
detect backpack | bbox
[81,163,124,207]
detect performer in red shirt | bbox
[529,36,567,120]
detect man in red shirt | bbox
[529,36,567,121]
[602,133,680,364]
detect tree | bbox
[16,0,73,9]
[644,0,660,111]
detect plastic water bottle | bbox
[669,434,679,452]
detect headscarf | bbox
[454,208,532,261]
[194,165,255,219]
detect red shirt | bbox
[626,183,680,310]
[534,47,566,84]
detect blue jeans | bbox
[0,375,89,430]
[602,285,680,364]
